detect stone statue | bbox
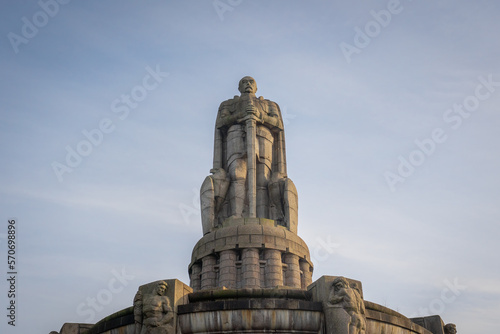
[133,281,174,334]
[444,323,457,334]
[201,76,298,234]
[326,277,366,334]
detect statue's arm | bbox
[215,101,241,129]
[260,101,283,130]
[160,299,174,324]
[213,102,231,170]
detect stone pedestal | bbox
[189,218,313,291]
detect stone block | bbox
[236,234,250,244]
[238,224,263,235]
[219,266,235,275]
[202,232,216,242]
[250,234,263,244]
[274,236,286,248]
[410,315,445,334]
[225,236,238,245]
[215,238,226,248]
[204,241,215,252]
[262,225,286,238]
[216,225,238,238]
[264,235,275,245]
[242,271,260,279]
[244,217,261,225]
[58,323,94,334]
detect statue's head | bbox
[156,281,168,296]
[332,276,349,293]
[238,76,257,94]
[444,323,457,334]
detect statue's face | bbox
[239,77,257,94]
[157,284,167,295]
[334,281,347,292]
[445,325,457,334]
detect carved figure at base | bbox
[200,76,298,233]
[327,277,366,334]
[444,323,457,334]
[134,281,174,334]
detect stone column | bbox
[190,263,201,291]
[219,250,237,288]
[300,260,313,289]
[283,253,301,288]
[200,255,217,290]
[265,249,283,288]
[242,248,260,288]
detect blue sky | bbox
[1,1,499,333]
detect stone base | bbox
[178,297,323,334]
[54,277,451,334]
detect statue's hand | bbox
[246,104,261,118]
[238,109,263,123]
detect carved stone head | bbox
[238,76,257,94]
[156,281,168,296]
[444,323,457,334]
[331,276,349,293]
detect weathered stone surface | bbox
[56,323,94,334]
[80,307,134,334]
[411,315,446,334]
[309,275,364,301]
[200,76,297,233]
[365,301,433,334]
[189,220,313,290]
[178,298,323,334]
[191,77,314,292]
[52,77,457,334]
[444,323,457,334]
[133,279,192,334]
[326,277,366,334]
